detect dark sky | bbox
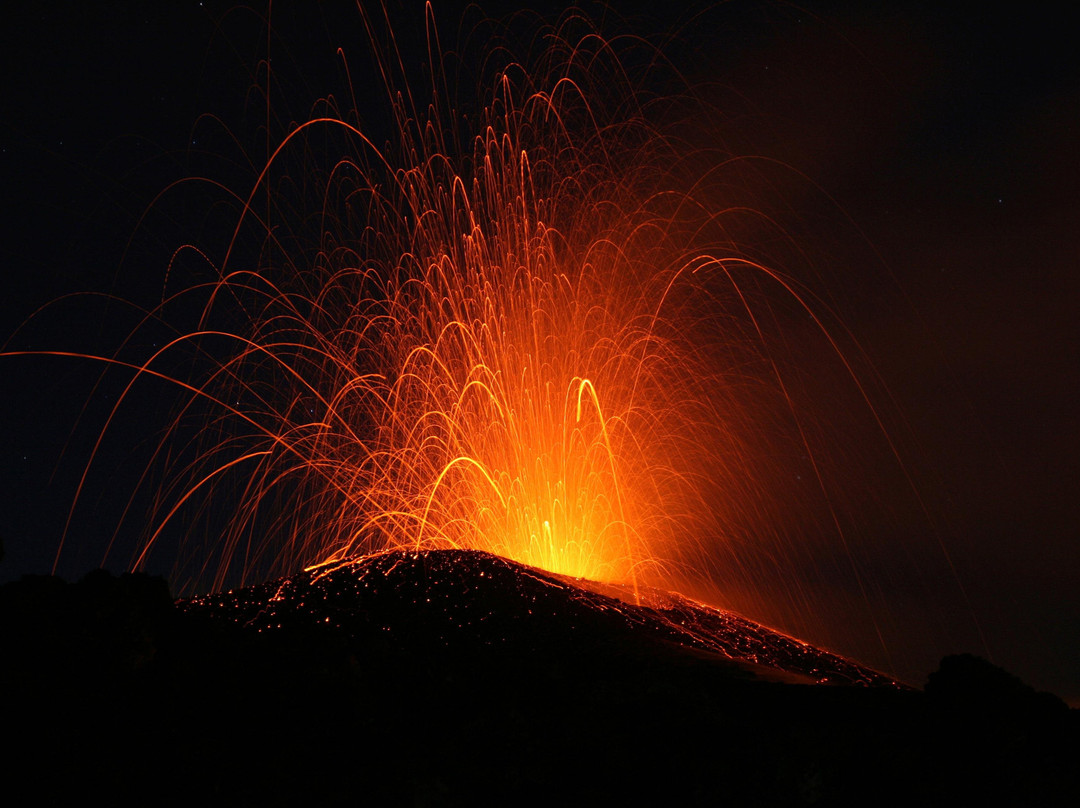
[2,2,1077,703]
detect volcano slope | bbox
[182,549,896,686]
[4,549,1077,806]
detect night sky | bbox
[2,1,1077,704]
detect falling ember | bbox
[13,7,910,633]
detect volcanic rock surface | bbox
[181,548,897,687]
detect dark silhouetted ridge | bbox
[4,558,1077,806]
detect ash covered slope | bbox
[182,548,895,687]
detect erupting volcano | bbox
[0,2,931,690]
[28,4,903,647]
[4,4,1078,804]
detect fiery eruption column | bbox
[21,10,894,624]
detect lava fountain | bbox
[12,6,910,637]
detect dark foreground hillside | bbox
[3,552,1077,806]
